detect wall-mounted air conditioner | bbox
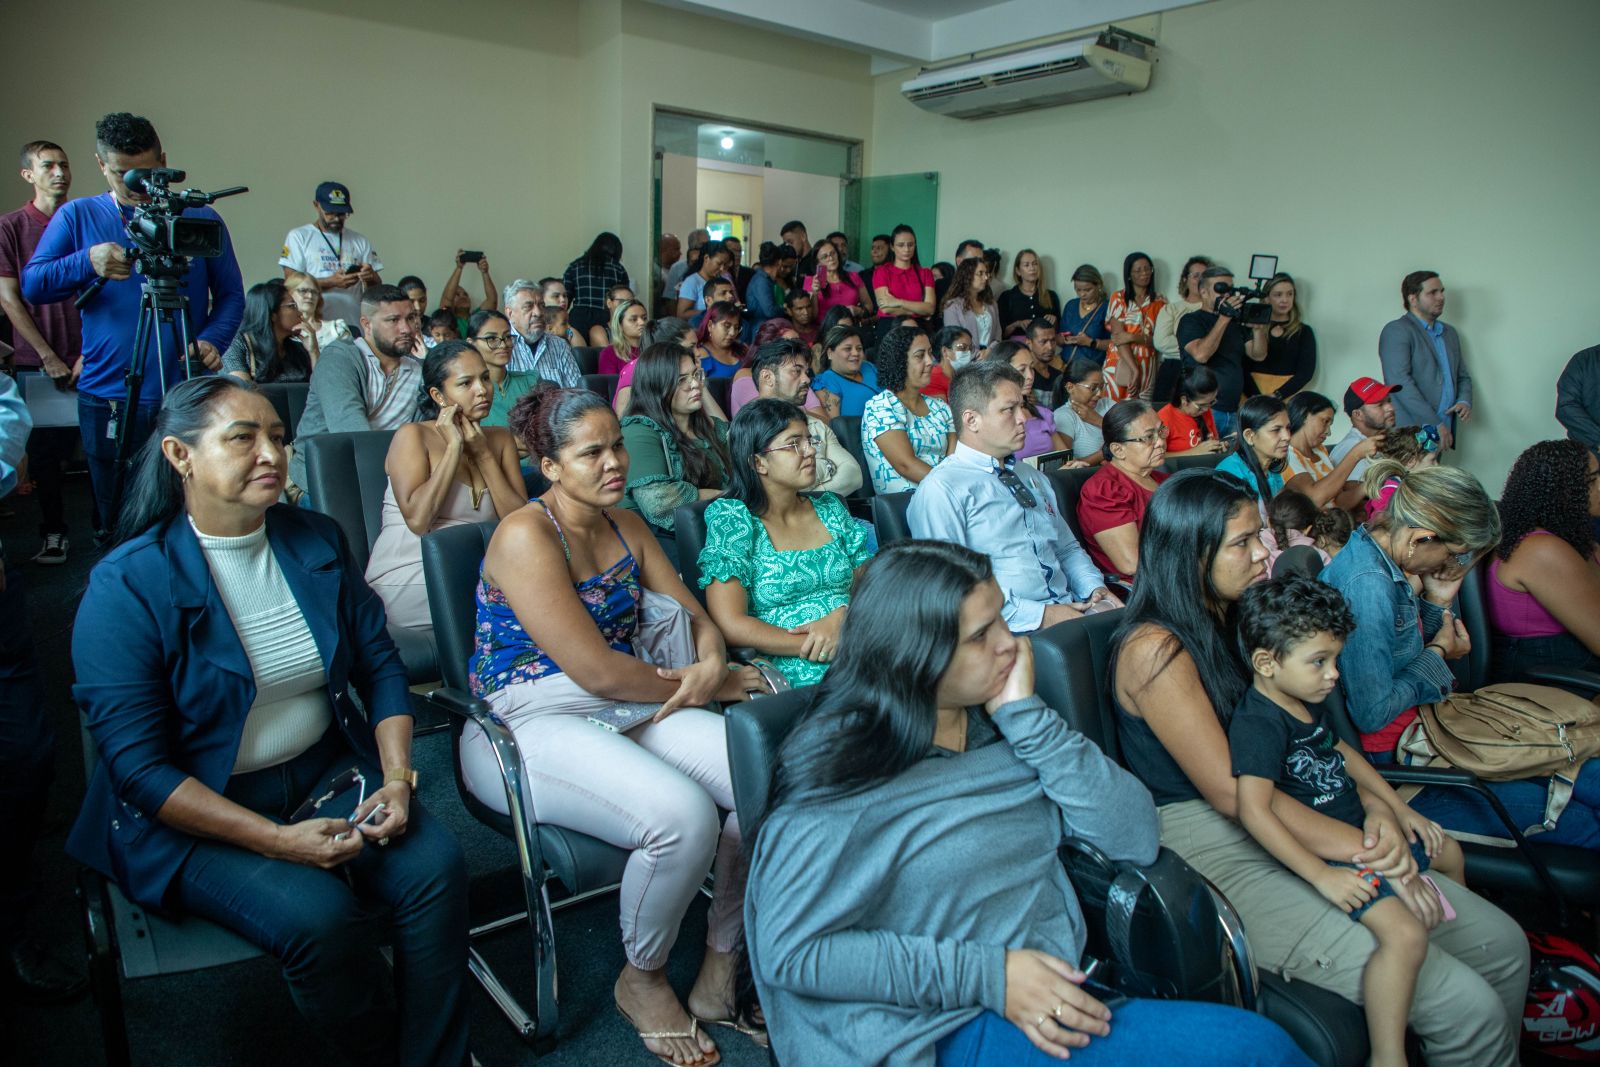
[900,28,1154,120]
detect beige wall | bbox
[761,169,841,247]
[867,0,1600,490]
[696,165,765,252]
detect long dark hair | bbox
[764,540,994,818]
[889,223,921,268]
[1236,395,1288,501]
[582,231,623,266]
[624,343,728,488]
[1121,251,1155,304]
[940,256,993,313]
[237,279,312,382]
[111,376,258,546]
[727,399,805,517]
[1267,489,1318,552]
[1110,469,1258,724]
[1498,439,1597,562]
[417,340,480,420]
[1285,390,1333,435]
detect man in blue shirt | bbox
[1378,270,1473,450]
[909,360,1118,632]
[21,112,244,533]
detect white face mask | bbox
[949,347,976,370]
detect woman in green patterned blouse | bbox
[698,399,874,686]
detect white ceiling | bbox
[642,0,1205,68]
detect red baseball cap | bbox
[1343,376,1402,414]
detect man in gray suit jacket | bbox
[1378,270,1473,448]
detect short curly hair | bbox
[94,112,160,156]
[1497,439,1596,562]
[874,324,927,393]
[1238,575,1355,661]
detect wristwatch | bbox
[384,767,419,793]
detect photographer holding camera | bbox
[21,113,243,537]
[1177,265,1269,439]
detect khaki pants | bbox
[1159,799,1529,1067]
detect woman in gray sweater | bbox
[744,540,1310,1066]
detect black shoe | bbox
[3,937,88,1004]
[31,533,68,565]
[92,528,111,550]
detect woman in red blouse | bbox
[1077,400,1169,582]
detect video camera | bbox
[121,167,246,274]
[1212,253,1279,328]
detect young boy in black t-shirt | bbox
[1229,575,1464,1067]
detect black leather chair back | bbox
[301,429,397,572]
[1030,609,1125,762]
[421,522,496,694]
[871,491,915,548]
[1161,450,1227,475]
[725,686,817,837]
[256,382,309,444]
[1453,562,1491,690]
[673,498,718,604]
[1272,544,1325,580]
[1045,466,1098,546]
[573,346,602,376]
[706,375,732,417]
[829,416,875,500]
[582,373,618,401]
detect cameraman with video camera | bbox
[21,113,243,538]
[1177,265,1269,439]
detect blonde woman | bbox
[285,269,351,348]
[998,248,1059,337]
[1251,273,1317,399]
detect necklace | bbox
[431,424,488,509]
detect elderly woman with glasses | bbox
[697,399,874,688]
[469,308,541,432]
[1076,400,1170,583]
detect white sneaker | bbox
[31,533,68,565]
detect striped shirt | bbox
[356,338,424,430]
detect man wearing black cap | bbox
[280,181,383,331]
[1329,375,1401,483]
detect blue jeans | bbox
[78,392,160,534]
[1372,750,1600,850]
[936,1002,1312,1066]
[1212,408,1240,440]
[1491,631,1600,684]
[172,730,471,1067]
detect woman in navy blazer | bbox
[68,377,470,1066]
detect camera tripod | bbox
[103,269,206,528]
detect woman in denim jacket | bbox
[1320,464,1600,848]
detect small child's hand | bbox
[1396,805,1447,857]
[1315,868,1378,913]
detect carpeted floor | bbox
[1,473,770,1067]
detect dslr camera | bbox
[1212,253,1279,328]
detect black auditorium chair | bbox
[870,491,914,548]
[726,686,1250,1059]
[301,430,439,689]
[78,721,270,1067]
[828,416,876,508]
[1161,450,1228,475]
[421,522,629,1049]
[1272,543,1325,580]
[1458,559,1600,695]
[573,345,602,376]
[255,381,309,443]
[1045,465,1098,546]
[705,374,732,416]
[1030,610,1372,1067]
[581,373,618,400]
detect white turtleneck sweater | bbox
[191,519,332,774]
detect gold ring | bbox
[1053,1002,1064,1019]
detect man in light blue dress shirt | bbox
[909,361,1118,632]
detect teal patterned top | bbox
[697,492,873,686]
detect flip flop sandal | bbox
[615,1000,721,1066]
[694,1013,770,1049]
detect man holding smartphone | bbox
[280,181,382,331]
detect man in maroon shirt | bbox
[0,140,83,564]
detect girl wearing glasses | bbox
[699,399,874,687]
[223,278,317,383]
[1322,465,1600,848]
[1051,358,1115,467]
[1076,400,1169,583]
[470,309,541,431]
[284,268,352,348]
[622,343,732,568]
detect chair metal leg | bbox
[79,869,131,1067]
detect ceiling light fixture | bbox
[720,135,735,150]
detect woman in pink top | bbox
[872,224,935,319]
[802,240,870,319]
[598,298,647,376]
[1488,439,1600,680]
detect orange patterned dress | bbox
[1103,290,1166,402]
